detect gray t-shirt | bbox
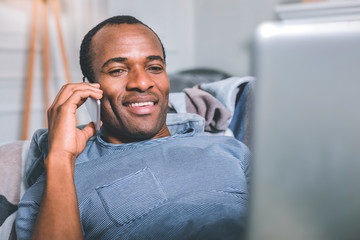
[16,127,250,239]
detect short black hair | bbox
[79,15,166,82]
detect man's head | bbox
[80,15,170,143]
[80,15,166,83]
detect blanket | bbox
[0,141,30,240]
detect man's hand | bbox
[46,82,103,169]
[31,82,102,240]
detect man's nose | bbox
[126,69,154,92]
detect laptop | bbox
[247,2,360,240]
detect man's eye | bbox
[109,69,125,76]
[147,66,163,74]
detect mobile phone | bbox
[84,78,101,131]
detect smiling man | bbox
[16,16,251,240]
[90,23,171,143]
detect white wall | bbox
[0,0,94,141]
[0,1,43,142]
[106,0,196,74]
[104,0,300,76]
[193,0,300,76]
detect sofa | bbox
[0,75,255,240]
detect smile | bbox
[126,101,155,107]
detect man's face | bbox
[91,24,170,143]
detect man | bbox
[16,15,250,239]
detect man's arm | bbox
[31,83,103,240]
[31,152,83,239]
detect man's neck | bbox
[100,125,171,144]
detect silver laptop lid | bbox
[248,2,360,240]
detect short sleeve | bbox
[16,174,45,240]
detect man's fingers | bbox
[50,83,102,110]
[47,88,102,126]
[59,83,102,105]
[50,85,102,113]
[80,122,98,142]
[63,88,103,110]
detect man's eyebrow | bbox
[146,55,165,63]
[102,57,127,68]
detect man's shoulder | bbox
[179,132,247,146]
[169,132,250,157]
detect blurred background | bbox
[0,0,354,142]
[0,0,300,142]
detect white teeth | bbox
[127,102,154,107]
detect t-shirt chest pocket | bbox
[95,167,168,226]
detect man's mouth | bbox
[125,101,155,107]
